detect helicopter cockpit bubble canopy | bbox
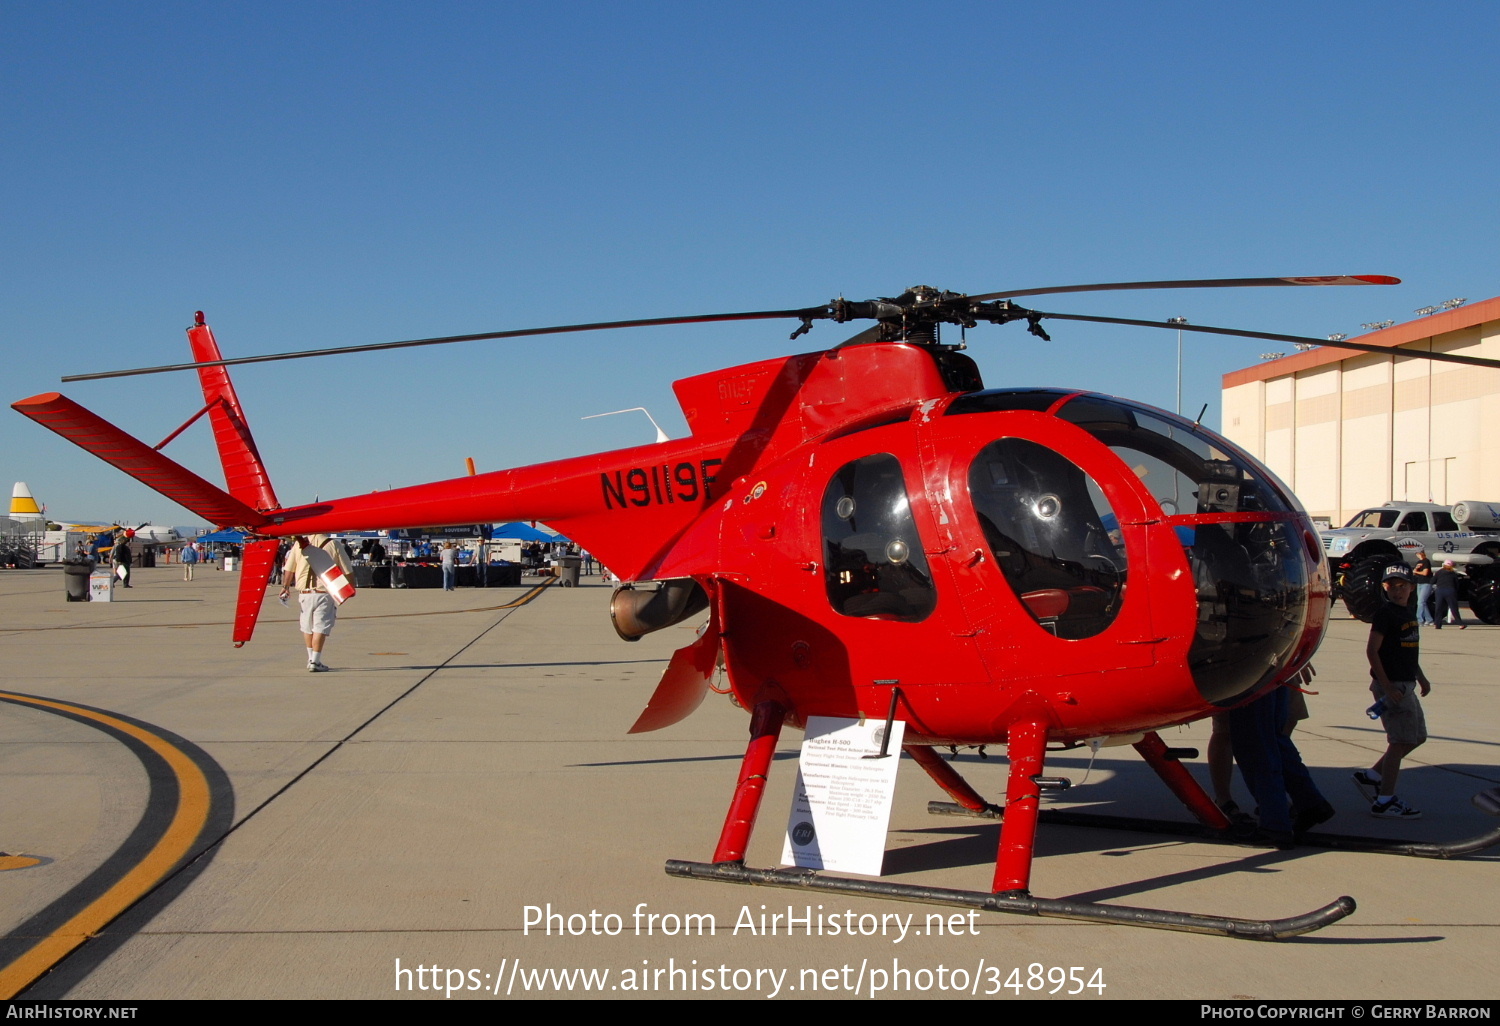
[949,389,1323,706]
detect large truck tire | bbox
[1342,553,1407,623]
[1468,569,1500,626]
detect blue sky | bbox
[5,1,1497,526]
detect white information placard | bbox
[781,715,905,876]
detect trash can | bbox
[555,554,582,588]
[89,568,116,602]
[62,558,93,602]
[223,556,238,572]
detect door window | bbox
[968,437,1125,638]
[822,454,936,621]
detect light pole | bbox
[1167,317,1188,415]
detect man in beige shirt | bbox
[278,534,353,672]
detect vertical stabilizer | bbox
[9,482,44,523]
[187,313,279,513]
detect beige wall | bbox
[1222,315,1500,525]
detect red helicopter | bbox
[18,275,1500,939]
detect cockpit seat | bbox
[1020,585,1111,625]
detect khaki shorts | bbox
[298,592,337,636]
[1372,680,1427,746]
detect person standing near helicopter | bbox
[1223,667,1334,847]
[1356,564,1431,819]
[279,534,354,672]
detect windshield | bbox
[1345,509,1398,529]
[1052,396,1295,517]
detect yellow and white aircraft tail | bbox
[9,482,44,524]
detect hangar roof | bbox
[1222,294,1500,389]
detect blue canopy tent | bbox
[491,522,566,543]
[197,529,246,544]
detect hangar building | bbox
[1221,296,1500,526]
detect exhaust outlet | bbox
[610,579,709,642]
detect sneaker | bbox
[1266,829,1297,850]
[308,661,330,673]
[1352,770,1381,803]
[1293,800,1336,837]
[1370,797,1421,819]
[1216,800,1259,841]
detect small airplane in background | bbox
[7,482,46,525]
[10,481,185,562]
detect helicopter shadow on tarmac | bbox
[878,749,1500,876]
[876,786,1451,943]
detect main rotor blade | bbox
[964,275,1400,304]
[63,306,829,382]
[1034,310,1500,369]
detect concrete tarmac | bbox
[0,566,1497,1000]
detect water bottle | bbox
[1366,698,1386,720]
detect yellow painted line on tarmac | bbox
[0,857,43,872]
[0,692,213,999]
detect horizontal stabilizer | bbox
[12,393,267,528]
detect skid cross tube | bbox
[1133,731,1232,831]
[664,860,1354,940]
[904,744,990,811]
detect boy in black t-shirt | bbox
[1356,564,1431,819]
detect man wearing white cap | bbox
[278,534,354,672]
